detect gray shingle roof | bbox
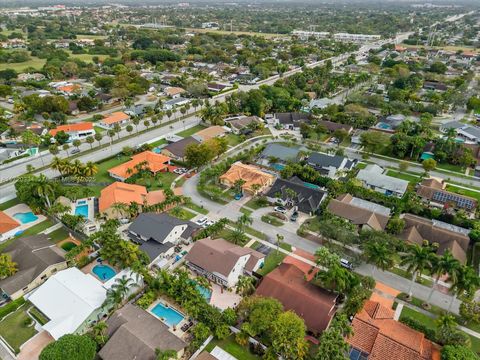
[260,144,301,162]
[307,152,347,169]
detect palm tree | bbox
[72,139,81,151]
[362,239,395,277]
[448,265,480,312]
[112,202,129,218]
[155,349,177,360]
[276,233,284,254]
[83,161,98,177]
[35,175,55,208]
[426,251,460,306]
[50,156,63,174]
[236,275,256,296]
[111,275,135,300]
[315,264,351,293]
[195,276,211,291]
[233,179,246,196]
[62,143,70,156]
[91,321,108,346]
[94,133,103,147]
[400,243,435,298]
[86,135,95,149]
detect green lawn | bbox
[0,57,47,72]
[94,155,130,183]
[257,251,287,276]
[0,198,20,211]
[261,214,284,227]
[175,125,206,138]
[184,202,209,215]
[205,335,261,360]
[437,162,465,174]
[169,207,196,220]
[446,185,480,202]
[386,170,421,184]
[0,305,37,354]
[356,162,368,170]
[148,138,168,148]
[243,226,267,241]
[399,306,437,329]
[225,133,243,147]
[94,126,105,134]
[28,306,48,326]
[240,207,253,217]
[47,227,69,243]
[244,198,269,210]
[18,219,54,238]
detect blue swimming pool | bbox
[271,163,285,171]
[377,122,392,130]
[75,204,89,218]
[13,212,38,224]
[92,264,116,281]
[196,284,212,302]
[303,181,320,190]
[77,200,87,205]
[151,303,185,327]
[153,147,162,154]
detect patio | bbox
[3,204,46,236]
[210,283,242,311]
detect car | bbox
[7,99,14,104]
[340,258,353,270]
[203,220,215,228]
[274,206,287,214]
[173,169,183,174]
[290,211,299,222]
[195,217,208,226]
[234,193,243,200]
[70,148,81,154]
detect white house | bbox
[163,97,191,111]
[356,164,409,198]
[27,268,107,340]
[49,122,95,142]
[185,238,265,288]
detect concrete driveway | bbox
[18,331,54,360]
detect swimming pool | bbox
[271,163,285,171]
[13,212,38,224]
[150,302,185,327]
[303,181,320,190]
[75,204,89,218]
[195,284,212,301]
[77,200,87,205]
[377,122,392,130]
[92,264,116,281]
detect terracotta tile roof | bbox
[164,87,185,96]
[101,112,130,125]
[57,84,80,93]
[327,195,390,231]
[400,214,470,263]
[255,263,337,334]
[348,300,437,360]
[108,151,171,180]
[219,162,275,194]
[49,122,93,136]
[99,182,148,212]
[0,211,19,234]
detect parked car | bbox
[290,211,299,221]
[70,148,81,154]
[203,220,215,228]
[340,258,353,270]
[234,193,243,200]
[195,217,208,226]
[274,206,287,214]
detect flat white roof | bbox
[28,267,106,340]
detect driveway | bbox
[18,331,54,360]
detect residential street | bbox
[182,173,462,314]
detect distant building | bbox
[108,151,171,181]
[271,112,309,130]
[49,122,95,142]
[161,136,200,161]
[219,162,275,195]
[440,120,480,144]
[306,152,356,178]
[98,112,130,130]
[356,164,409,198]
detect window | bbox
[349,347,368,360]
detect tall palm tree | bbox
[35,175,55,208]
[363,239,395,277]
[426,251,460,305]
[50,156,63,174]
[448,265,480,312]
[400,243,435,298]
[111,275,135,300]
[83,161,98,177]
[236,275,256,296]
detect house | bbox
[192,125,228,142]
[327,194,391,231]
[96,93,117,105]
[207,83,232,92]
[17,73,45,82]
[316,120,353,134]
[185,238,265,288]
[308,98,337,111]
[99,182,180,218]
[99,304,186,360]
[163,97,190,111]
[271,112,309,130]
[416,177,477,212]
[128,213,199,266]
[259,143,301,165]
[356,164,409,198]
[161,136,200,161]
[423,80,448,91]
[164,86,185,98]
[225,116,263,134]
[97,112,130,130]
[0,211,20,241]
[108,151,171,181]
[255,263,337,334]
[27,267,107,340]
[125,104,148,117]
[0,234,67,301]
[219,162,275,195]
[306,152,356,178]
[440,121,480,144]
[265,177,327,214]
[348,300,439,360]
[49,122,95,142]
[399,214,470,264]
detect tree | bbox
[441,345,478,360]
[40,334,96,360]
[155,349,178,360]
[386,217,406,235]
[316,316,350,360]
[62,143,70,156]
[362,238,395,276]
[0,253,17,278]
[90,321,108,346]
[236,275,256,296]
[426,251,460,306]
[436,314,469,347]
[270,311,308,360]
[422,158,437,174]
[401,243,435,298]
[54,131,70,145]
[459,299,480,325]
[85,136,95,150]
[94,133,103,147]
[448,265,480,312]
[398,160,409,172]
[72,139,81,151]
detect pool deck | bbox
[70,197,96,222]
[148,299,190,339]
[3,204,46,235]
[81,260,117,283]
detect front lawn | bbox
[149,138,168,148]
[132,171,178,191]
[257,251,286,276]
[169,207,196,220]
[205,335,261,360]
[175,125,206,138]
[0,198,20,211]
[244,197,269,210]
[0,304,38,353]
[17,219,54,238]
[94,154,130,183]
[385,170,421,184]
[184,202,209,215]
[240,207,253,217]
[261,214,284,227]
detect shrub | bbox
[137,291,156,309]
[0,297,25,320]
[39,334,96,360]
[399,316,436,341]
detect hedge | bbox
[0,297,26,320]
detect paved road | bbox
[182,172,461,314]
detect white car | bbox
[203,220,215,228]
[195,217,208,226]
[274,206,287,214]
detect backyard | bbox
[204,335,262,360]
[0,304,38,354]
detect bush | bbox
[40,334,96,360]
[441,345,479,360]
[399,316,436,341]
[0,297,25,320]
[137,291,156,309]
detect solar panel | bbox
[432,191,475,209]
